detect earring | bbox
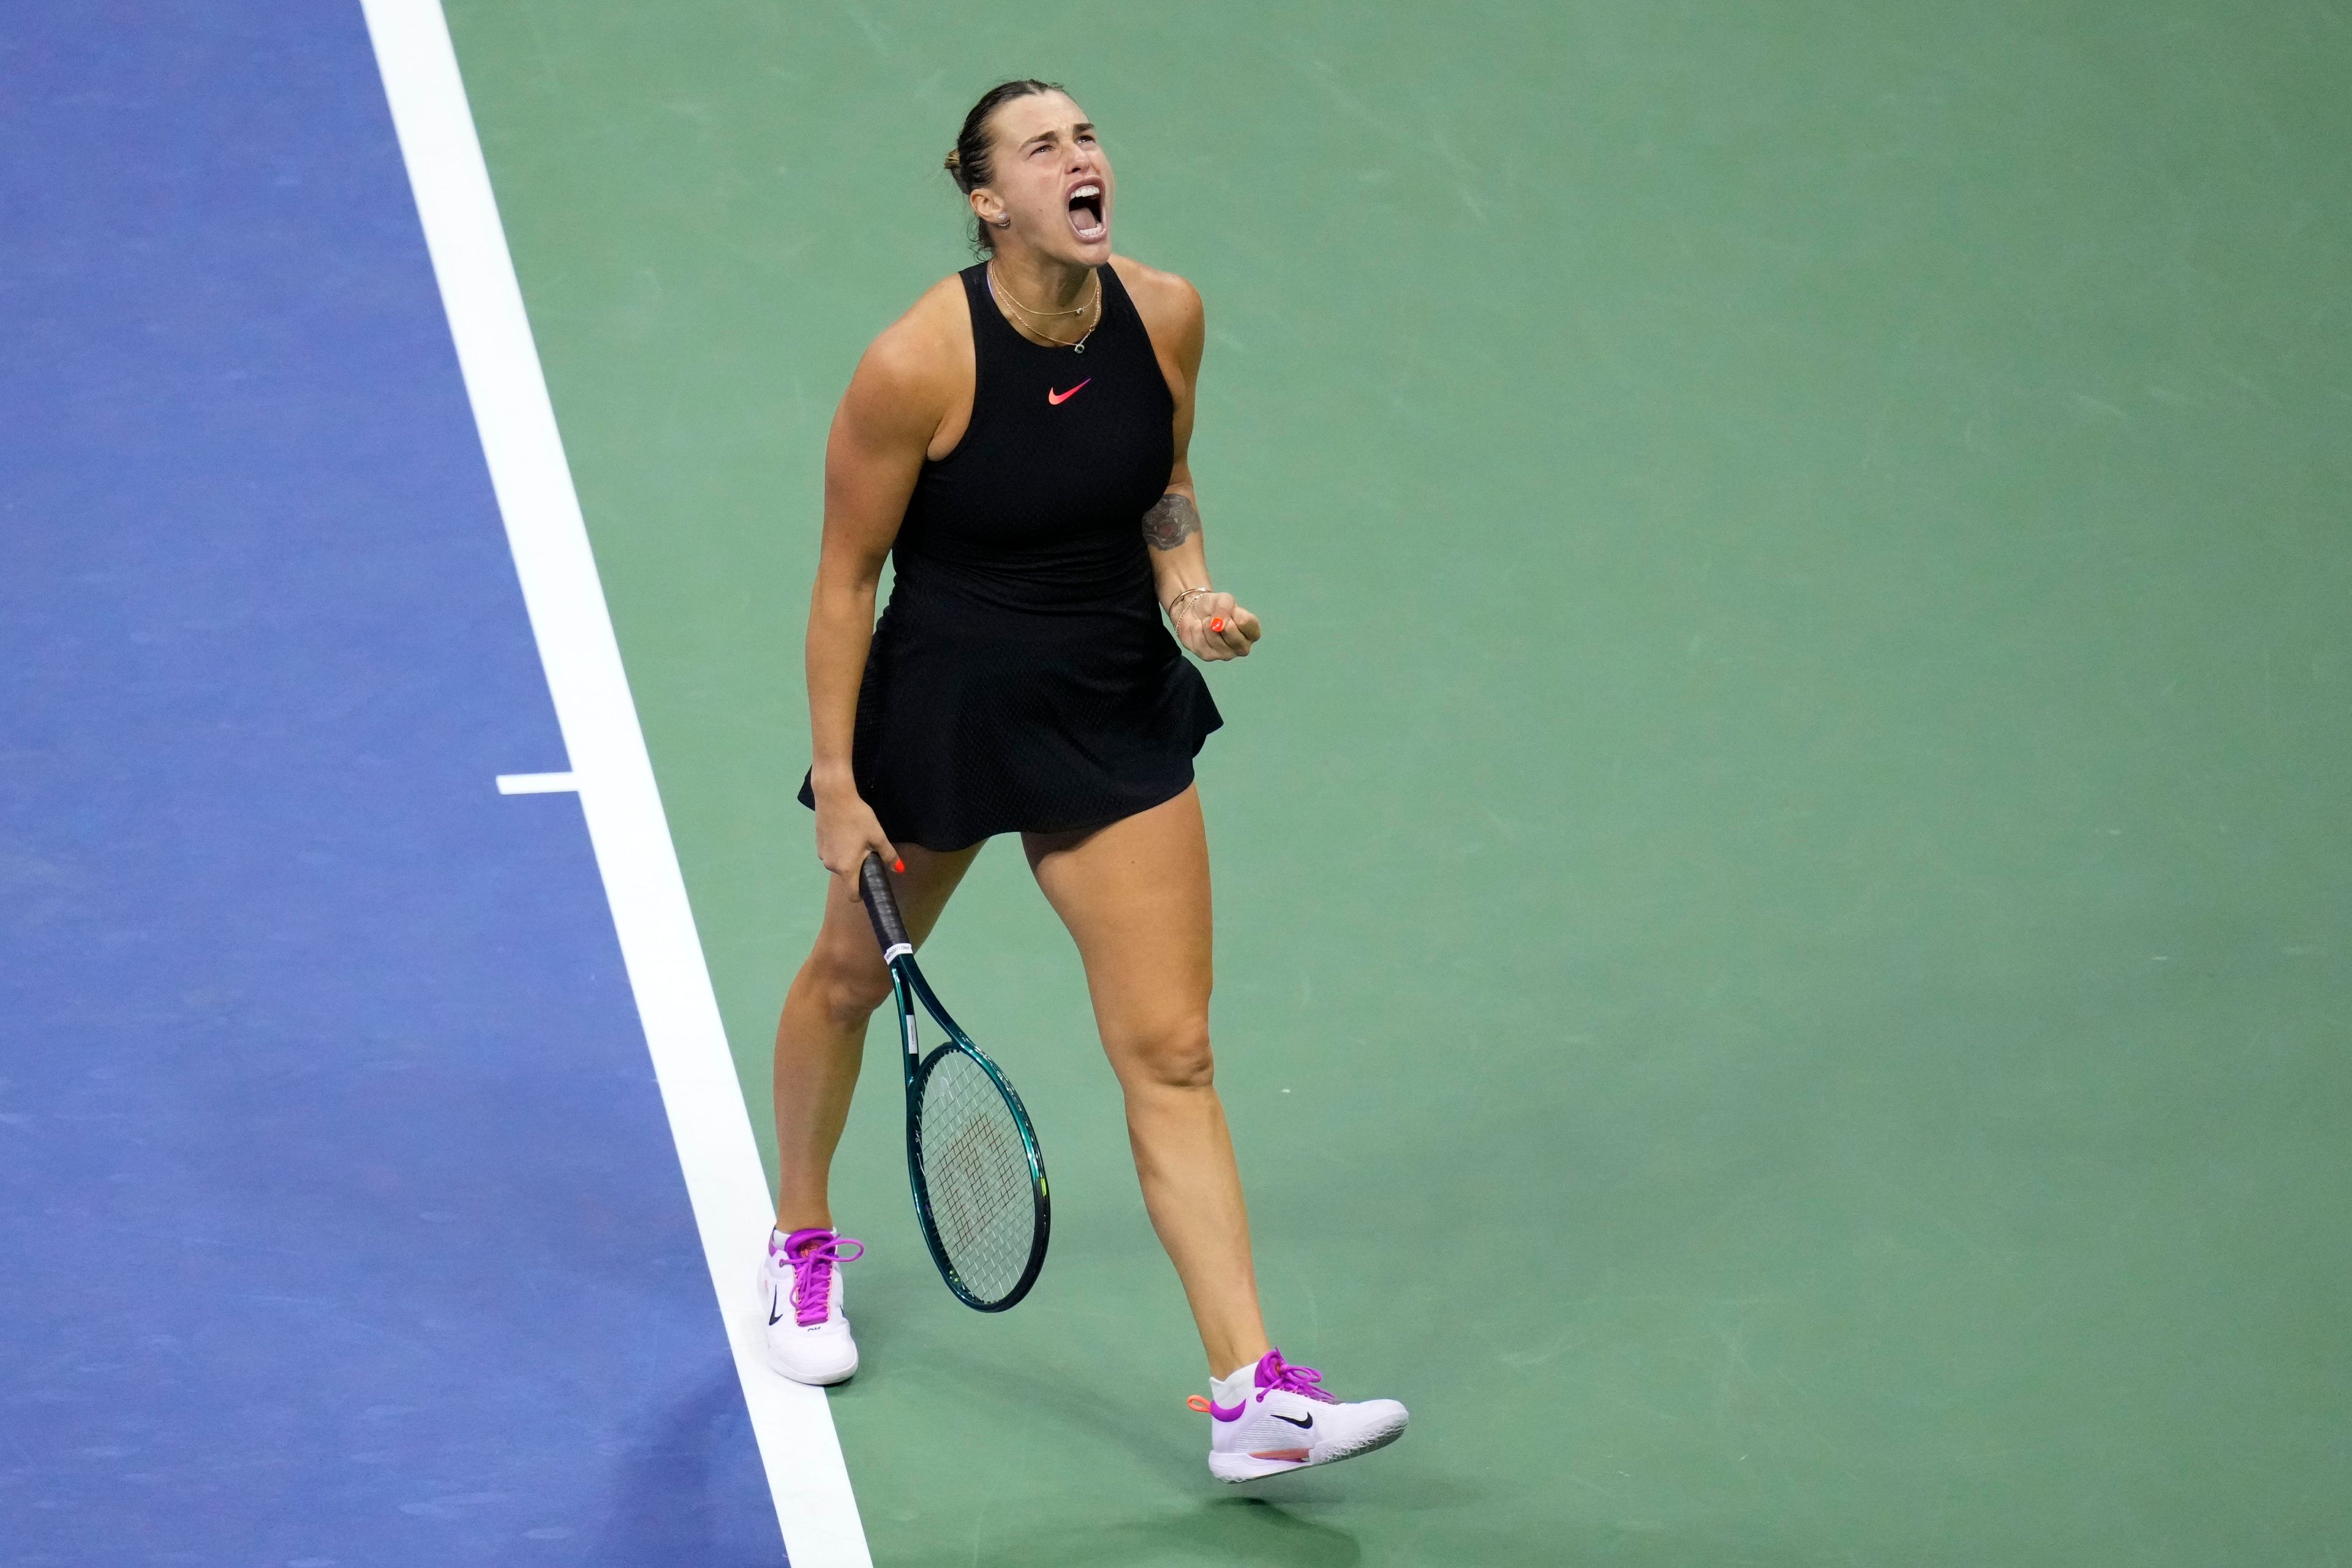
[993,214,1012,228]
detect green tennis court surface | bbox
[445,4,2350,1561]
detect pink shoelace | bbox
[777,1228,864,1328]
[1189,1348,1340,1419]
[1253,1349,1339,1404]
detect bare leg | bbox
[1023,785,1271,1379]
[772,843,982,1232]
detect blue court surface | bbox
[2,5,780,1562]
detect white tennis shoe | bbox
[1192,1349,1409,1483]
[758,1227,862,1385]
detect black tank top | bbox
[797,262,1221,849]
[892,263,1175,610]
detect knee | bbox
[1114,1015,1216,1093]
[803,949,892,1033]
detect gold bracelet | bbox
[1164,586,1215,621]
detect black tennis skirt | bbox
[797,549,1221,852]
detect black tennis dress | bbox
[796,262,1222,850]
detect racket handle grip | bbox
[859,852,912,958]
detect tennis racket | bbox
[858,852,1050,1312]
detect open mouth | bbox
[1066,182,1106,242]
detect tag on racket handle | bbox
[859,852,913,961]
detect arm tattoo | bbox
[1141,491,1200,551]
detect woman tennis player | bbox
[755,80,1408,1482]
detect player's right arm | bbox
[805,281,965,883]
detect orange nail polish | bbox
[1210,617,1224,632]
[893,858,906,873]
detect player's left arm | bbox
[1115,257,1261,662]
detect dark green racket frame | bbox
[860,853,1051,1312]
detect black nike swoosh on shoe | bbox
[769,1292,785,1327]
[1270,1412,1313,1429]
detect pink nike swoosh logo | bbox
[1047,379,1090,405]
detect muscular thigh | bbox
[1023,786,1213,1064]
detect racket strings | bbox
[914,1049,1038,1303]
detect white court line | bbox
[496,771,578,794]
[360,6,872,1564]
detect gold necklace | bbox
[989,263,1098,316]
[988,266,1102,352]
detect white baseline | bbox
[360,4,871,1563]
